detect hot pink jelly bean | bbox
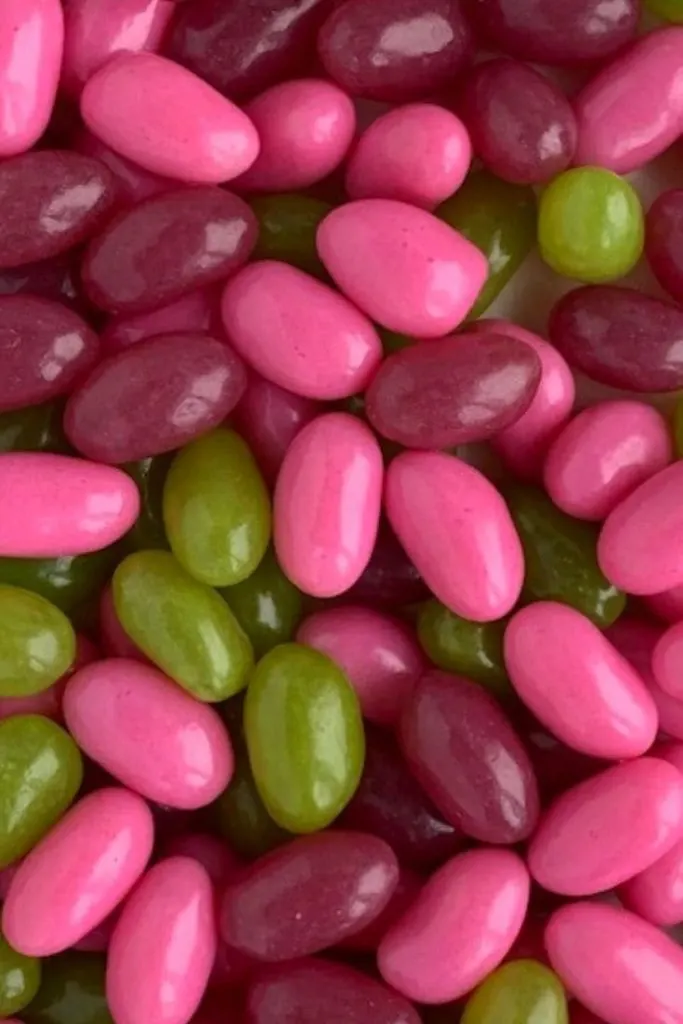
[621,832,683,926]
[2,788,154,956]
[297,606,425,726]
[274,413,383,598]
[546,901,683,1024]
[0,453,139,556]
[385,452,523,622]
[646,583,683,624]
[74,129,173,205]
[574,28,683,174]
[378,848,529,1004]
[0,0,64,157]
[101,289,216,354]
[317,199,488,338]
[63,659,233,809]
[652,622,683,700]
[221,261,382,400]
[345,103,471,210]
[107,857,216,1024]
[504,602,658,759]
[99,586,148,663]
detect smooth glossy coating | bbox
[234,375,320,484]
[121,454,173,554]
[101,290,215,354]
[621,826,683,926]
[646,188,683,303]
[386,452,523,622]
[74,128,173,205]
[221,548,303,659]
[347,523,429,608]
[607,617,683,743]
[0,585,75,698]
[99,586,148,662]
[250,193,332,276]
[318,199,487,337]
[64,659,233,809]
[416,601,509,696]
[504,602,658,759]
[0,934,40,1017]
[0,634,96,722]
[653,622,683,699]
[461,960,568,1024]
[647,582,683,625]
[0,257,80,309]
[0,546,123,618]
[0,402,69,456]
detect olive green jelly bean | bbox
[112,550,254,702]
[221,547,303,658]
[0,402,70,454]
[23,953,113,1024]
[0,931,41,1017]
[251,193,332,275]
[123,454,173,552]
[244,643,365,833]
[673,395,683,459]
[461,959,568,1024]
[416,599,511,697]
[0,548,119,618]
[0,715,83,868]
[0,585,76,697]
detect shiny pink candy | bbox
[652,621,683,700]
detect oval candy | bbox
[0,585,75,698]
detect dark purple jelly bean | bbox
[458,59,577,185]
[81,188,258,315]
[646,189,683,305]
[346,523,430,608]
[318,0,474,102]
[365,332,541,449]
[548,285,683,393]
[0,151,116,269]
[220,831,399,961]
[64,332,247,463]
[399,669,540,844]
[0,257,80,307]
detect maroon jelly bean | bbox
[0,150,116,269]
[515,713,608,805]
[548,286,683,393]
[317,0,474,102]
[82,187,258,314]
[366,332,541,449]
[646,189,683,305]
[0,257,80,307]
[458,59,577,185]
[220,831,399,961]
[346,523,430,608]
[64,332,247,463]
[399,669,540,844]
[338,868,422,953]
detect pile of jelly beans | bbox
[5,1,683,1023]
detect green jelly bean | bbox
[221,547,303,659]
[417,599,511,697]
[23,953,113,1024]
[507,485,625,627]
[461,959,568,1024]
[0,931,41,1017]
[244,643,365,833]
[123,454,173,552]
[645,0,683,20]
[538,167,643,283]
[0,402,69,454]
[251,193,332,275]
[0,585,76,697]
[380,328,415,354]
[0,549,119,619]
[672,396,683,458]
[0,715,83,868]
[164,429,271,588]
[112,550,254,702]
[437,171,536,318]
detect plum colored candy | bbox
[652,622,683,699]
[74,128,173,205]
[163,832,241,889]
[0,257,80,308]
[646,188,683,303]
[607,617,683,743]
[233,375,320,484]
[338,867,423,953]
[347,523,429,608]
[647,583,683,625]
[101,290,215,354]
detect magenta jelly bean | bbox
[220,831,399,961]
[385,452,523,622]
[107,857,216,1024]
[317,199,488,338]
[347,523,430,609]
[274,413,383,598]
[338,868,423,953]
[378,848,529,1004]
[546,902,683,1024]
[621,832,683,926]
[646,189,683,305]
[63,659,233,809]
[101,289,216,354]
[99,586,148,663]
[505,602,658,759]
[164,833,241,890]
[652,622,683,700]
[647,583,683,624]
[345,103,471,210]
[74,128,173,205]
[2,788,154,956]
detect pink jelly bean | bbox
[81,53,260,184]
[316,199,488,338]
[0,864,19,902]
[544,401,672,522]
[63,659,233,809]
[385,452,523,622]
[0,453,140,556]
[107,857,216,1024]
[74,129,173,204]
[574,28,683,174]
[378,849,529,1004]
[0,633,98,723]
[345,103,472,210]
[2,788,154,956]
[0,0,64,157]
[221,261,382,400]
[101,290,216,354]
[546,902,683,1024]
[658,741,683,775]
[504,602,658,759]
[646,583,683,624]
[653,622,683,700]
[620,832,683,926]
[99,586,148,663]
[274,413,383,598]
[296,605,425,726]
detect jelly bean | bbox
[574,27,683,174]
[461,960,568,1024]
[2,788,154,956]
[222,262,382,400]
[0,403,69,456]
[0,256,81,310]
[73,129,173,206]
[163,832,241,889]
[317,199,487,338]
[220,548,303,659]
[107,858,216,1024]
[416,601,509,696]
[338,867,423,953]
[646,0,683,19]
[646,188,683,304]
[0,0,64,157]
[83,187,257,315]
[220,831,398,960]
[652,621,683,699]
[122,455,172,553]
[620,824,683,926]
[0,634,97,724]
[274,413,383,598]
[647,583,683,625]
[378,849,529,1004]
[0,585,75,698]
[366,331,541,449]
[244,643,364,832]
[250,194,332,276]
[504,602,658,759]
[0,548,119,619]
[0,933,41,1017]
[100,585,148,660]
[436,172,537,319]
[22,953,111,1024]
[347,523,429,608]
[400,669,539,844]
[0,453,140,557]
[546,901,683,1024]
[101,290,215,355]
[386,452,523,622]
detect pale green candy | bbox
[0,584,76,697]
[0,931,41,1017]
[461,960,568,1024]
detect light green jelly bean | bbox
[416,599,512,698]
[0,931,41,1017]
[0,715,83,868]
[461,960,568,1024]
[0,585,76,697]
[244,643,365,833]
[23,952,112,1024]
[220,547,303,659]
[112,550,254,702]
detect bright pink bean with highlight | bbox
[74,129,173,205]
[653,622,683,700]
[101,290,216,354]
